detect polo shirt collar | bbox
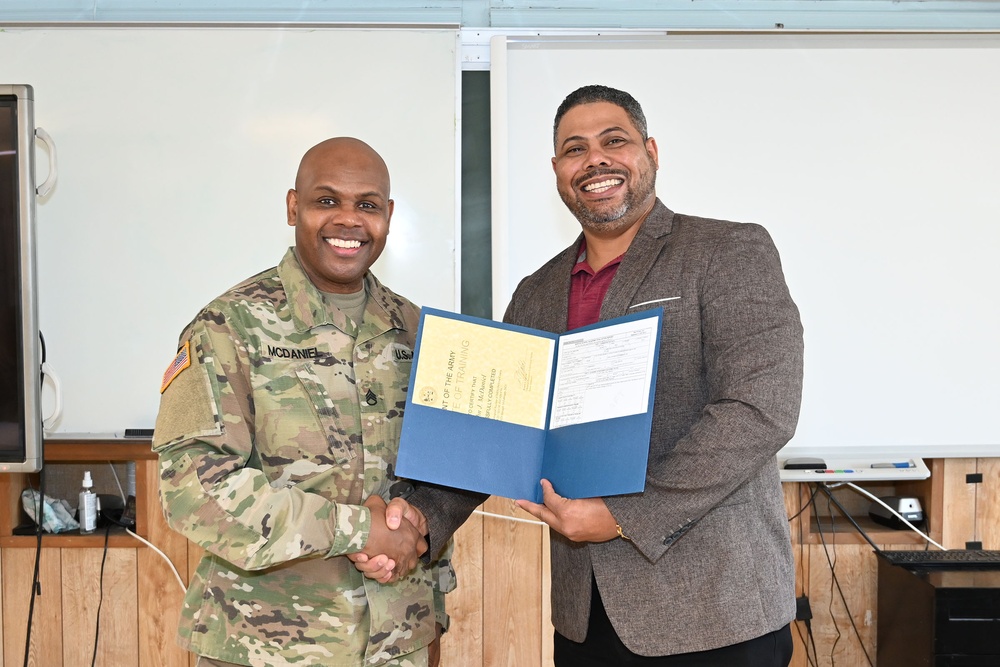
[571,239,624,276]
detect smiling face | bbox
[287,138,393,294]
[552,101,659,241]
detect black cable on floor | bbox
[90,524,111,667]
[813,484,876,667]
[23,466,45,667]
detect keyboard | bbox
[877,549,1000,570]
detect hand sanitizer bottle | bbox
[79,470,97,535]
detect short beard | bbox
[560,159,657,234]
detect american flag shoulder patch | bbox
[160,340,191,394]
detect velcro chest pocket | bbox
[255,363,358,474]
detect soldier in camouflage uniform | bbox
[153,137,454,667]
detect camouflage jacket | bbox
[153,248,453,666]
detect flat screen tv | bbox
[0,84,42,473]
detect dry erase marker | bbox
[871,461,914,469]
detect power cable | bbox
[789,483,819,666]
[23,467,45,667]
[812,484,875,667]
[810,491,844,664]
[90,525,111,666]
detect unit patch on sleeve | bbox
[160,340,191,393]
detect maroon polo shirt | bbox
[567,241,623,330]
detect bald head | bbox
[294,137,391,197]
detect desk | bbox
[877,559,1000,665]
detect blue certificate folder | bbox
[396,307,662,503]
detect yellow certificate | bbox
[411,313,555,429]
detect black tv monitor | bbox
[0,84,42,473]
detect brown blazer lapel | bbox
[600,200,675,320]
[506,239,578,334]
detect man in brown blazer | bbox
[362,84,804,666]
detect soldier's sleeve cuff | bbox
[327,503,370,556]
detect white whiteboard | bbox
[491,33,1000,457]
[0,26,459,434]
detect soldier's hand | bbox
[350,551,397,583]
[349,495,397,582]
[356,495,427,581]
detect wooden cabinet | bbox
[0,439,192,667]
[446,457,998,667]
[1,441,155,548]
[786,458,998,667]
[1,451,996,667]
[439,497,553,667]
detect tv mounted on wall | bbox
[0,84,42,472]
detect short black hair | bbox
[553,85,648,150]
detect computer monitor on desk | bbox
[777,456,931,482]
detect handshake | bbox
[349,477,617,582]
[350,494,428,583]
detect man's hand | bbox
[515,479,619,543]
[383,496,428,536]
[353,495,427,582]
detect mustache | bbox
[574,168,628,189]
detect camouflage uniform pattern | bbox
[153,248,454,666]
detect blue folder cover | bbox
[396,307,662,503]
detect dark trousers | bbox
[554,577,793,667]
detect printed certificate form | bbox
[397,307,662,501]
[410,314,555,429]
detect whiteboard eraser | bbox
[783,457,827,470]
